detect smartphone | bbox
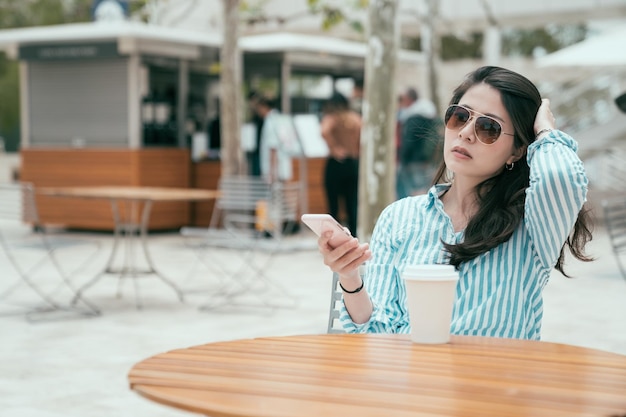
[301,213,352,248]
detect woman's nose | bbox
[458,117,476,142]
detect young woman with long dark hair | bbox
[317,66,593,339]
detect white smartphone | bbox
[301,213,352,248]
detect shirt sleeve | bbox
[524,130,588,271]
[339,201,411,334]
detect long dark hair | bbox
[432,66,593,276]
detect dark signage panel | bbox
[19,42,119,60]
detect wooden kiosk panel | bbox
[191,160,221,227]
[293,157,328,215]
[20,149,328,231]
[21,148,191,231]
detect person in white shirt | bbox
[255,96,293,182]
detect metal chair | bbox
[180,176,301,309]
[327,272,345,333]
[327,265,367,333]
[602,196,626,282]
[0,182,100,320]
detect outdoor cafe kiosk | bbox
[0,21,221,230]
[0,22,425,231]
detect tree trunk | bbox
[358,0,399,240]
[422,0,441,113]
[220,0,243,176]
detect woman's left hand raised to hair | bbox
[534,98,557,139]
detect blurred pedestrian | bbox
[350,78,364,115]
[320,92,362,236]
[246,91,264,176]
[256,96,293,182]
[616,91,626,113]
[396,87,441,199]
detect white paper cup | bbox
[402,264,459,344]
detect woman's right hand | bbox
[318,231,371,279]
[534,98,557,137]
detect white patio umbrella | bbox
[536,25,626,68]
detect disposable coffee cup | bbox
[402,264,459,344]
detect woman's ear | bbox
[509,145,527,163]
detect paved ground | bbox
[1,221,625,417]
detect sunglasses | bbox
[444,105,515,145]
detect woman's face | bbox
[443,83,522,184]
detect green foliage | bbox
[349,20,364,33]
[240,0,366,33]
[240,0,278,26]
[0,0,148,29]
[320,7,344,30]
[402,33,484,60]
[403,33,483,60]
[240,0,269,14]
[441,33,484,60]
[0,0,96,151]
[128,0,151,22]
[502,24,587,56]
[0,53,19,151]
[502,28,560,56]
[0,0,94,28]
[316,1,367,34]
[402,24,588,61]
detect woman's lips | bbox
[451,146,472,158]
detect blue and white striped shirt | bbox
[340,130,588,339]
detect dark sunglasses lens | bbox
[445,106,470,129]
[475,117,502,144]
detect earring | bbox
[446,168,455,183]
[505,162,514,171]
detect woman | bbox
[320,92,362,237]
[318,66,593,340]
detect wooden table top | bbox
[38,186,220,202]
[128,333,626,417]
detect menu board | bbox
[292,114,329,158]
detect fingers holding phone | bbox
[301,213,351,248]
[301,213,371,277]
[320,232,371,278]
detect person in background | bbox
[256,96,292,182]
[350,78,365,115]
[396,87,440,199]
[616,91,626,113]
[246,91,264,176]
[316,66,594,340]
[207,102,221,159]
[320,92,362,237]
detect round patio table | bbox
[128,333,626,417]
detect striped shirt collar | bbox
[427,183,452,207]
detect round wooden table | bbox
[39,186,220,309]
[128,333,626,417]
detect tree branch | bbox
[478,0,499,27]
